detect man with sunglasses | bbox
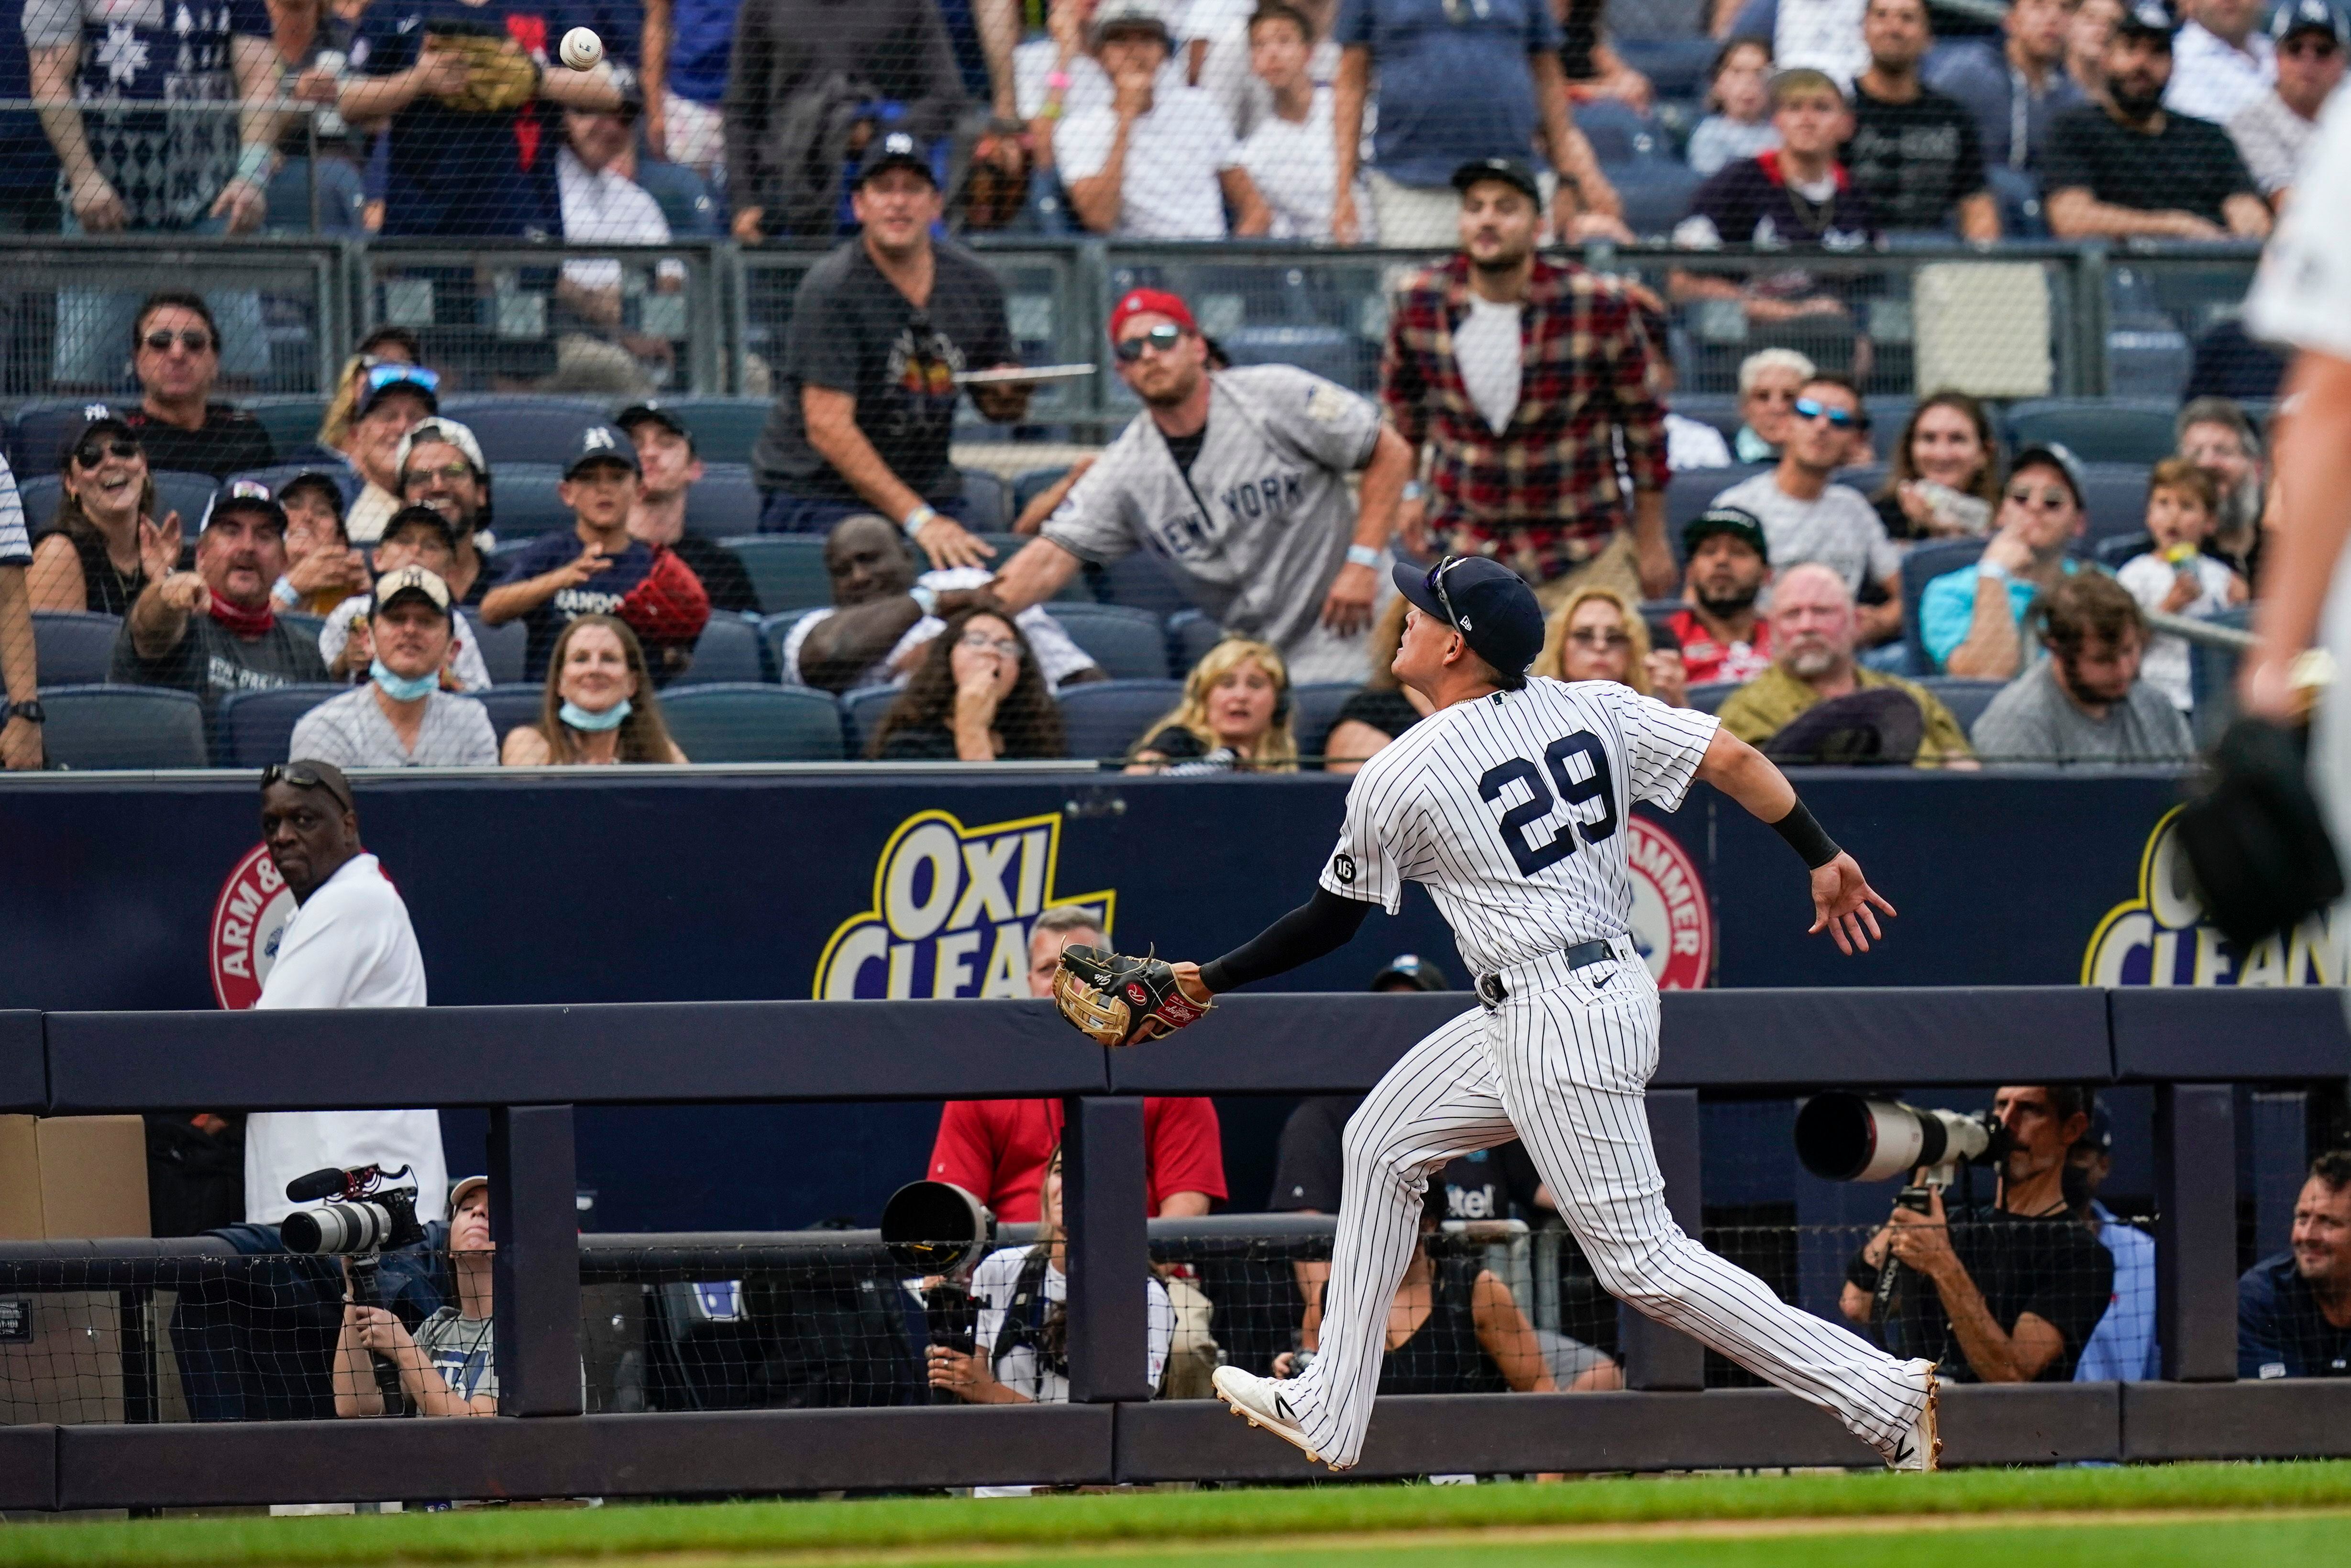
[1920,442,2089,678]
[246,759,447,1228]
[113,480,330,710]
[989,286,1413,683]
[2226,0,2345,208]
[114,294,277,479]
[1085,552,1940,1472]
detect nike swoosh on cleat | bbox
[1892,1441,1913,1465]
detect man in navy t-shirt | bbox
[2239,1150,2351,1379]
[342,0,632,237]
[480,423,661,679]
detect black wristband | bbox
[1771,798,1841,870]
[1196,959,1233,995]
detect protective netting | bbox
[0,0,2301,771]
[0,1208,2175,1424]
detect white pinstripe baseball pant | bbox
[1281,961,1928,1468]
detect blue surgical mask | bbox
[370,658,439,703]
[561,698,631,732]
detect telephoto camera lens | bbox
[280,1198,395,1254]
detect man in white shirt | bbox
[2167,0,2276,123]
[2227,0,2346,205]
[245,760,448,1226]
[1235,1,1347,240]
[1198,0,1341,141]
[1057,2,1271,238]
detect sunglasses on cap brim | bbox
[364,364,441,398]
[1424,555,1471,632]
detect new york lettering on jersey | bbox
[1321,677,1718,977]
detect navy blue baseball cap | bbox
[1392,555,1546,685]
[2272,0,2348,45]
[564,423,640,478]
[855,130,937,189]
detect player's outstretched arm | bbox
[1692,727,1897,956]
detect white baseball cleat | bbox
[1212,1366,1335,1467]
[1885,1358,1942,1472]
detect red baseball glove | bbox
[617,546,712,648]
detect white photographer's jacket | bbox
[244,853,449,1225]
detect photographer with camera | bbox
[925,1145,1173,1404]
[246,760,448,1226]
[1837,1085,2114,1383]
[333,1175,496,1417]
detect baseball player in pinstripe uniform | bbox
[1057,553,1941,1471]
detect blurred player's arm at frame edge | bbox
[2243,351,2351,718]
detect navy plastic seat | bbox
[216,683,346,767]
[280,610,326,649]
[1041,603,1166,680]
[2004,399,2177,467]
[33,611,122,685]
[13,475,60,532]
[1292,682,1361,760]
[1863,398,1912,464]
[1667,464,1769,556]
[486,464,572,537]
[726,536,833,616]
[660,683,844,762]
[1168,609,1222,674]
[1686,681,1740,716]
[476,687,546,741]
[958,468,1012,532]
[1057,678,1184,762]
[1900,538,1987,673]
[2078,463,2155,547]
[761,608,826,678]
[1093,552,1195,618]
[1604,157,1706,242]
[460,609,526,687]
[657,398,771,467]
[1012,466,1070,514]
[243,397,330,455]
[155,470,222,528]
[685,613,769,684]
[12,402,97,477]
[2095,532,2153,570]
[685,464,763,535]
[39,684,208,769]
[1918,677,2009,740]
[438,395,607,466]
[839,682,902,755]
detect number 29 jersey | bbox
[1321,677,1721,977]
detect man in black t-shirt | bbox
[118,293,276,479]
[2044,0,2272,240]
[752,132,1033,568]
[1840,1085,2116,1383]
[113,480,329,710]
[1844,0,1999,239]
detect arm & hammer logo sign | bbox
[816,809,1115,998]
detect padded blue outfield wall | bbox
[0,767,2336,1228]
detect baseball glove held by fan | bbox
[618,545,713,648]
[1052,945,1211,1048]
[435,35,541,113]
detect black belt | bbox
[1475,939,1616,1008]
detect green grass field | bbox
[3,1462,2349,1568]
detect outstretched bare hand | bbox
[1809,851,1896,955]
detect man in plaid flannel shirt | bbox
[1380,157,1677,609]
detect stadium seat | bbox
[461,610,526,687]
[2004,399,2177,467]
[973,531,1088,601]
[33,611,122,685]
[727,536,832,615]
[1686,681,1739,716]
[2095,532,2153,570]
[1041,603,1166,680]
[13,475,59,531]
[1094,551,1194,618]
[439,395,607,466]
[1672,394,1741,443]
[761,609,825,676]
[634,160,721,237]
[243,396,330,456]
[687,613,770,684]
[1291,682,1360,760]
[154,470,221,527]
[487,464,573,537]
[958,468,1013,532]
[11,402,96,477]
[685,464,763,535]
[281,611,326,648]
[1864,398,1912,464]
[1605,157,1706,242]
[216,684,346,767]
[1840,463,1887,499]
[1900,538,1986,673]
[1167,609,1223,675]
[839,682,902,756]
[661,683,845,762]
[476,687,546,741]
[1058,678,1183,762]
[1012,466,1069,514]
[1667,464,1767,553]
[1918,677,2009,740]
[658,398,771,467]
[2078,463,2155,548]
[40,685,208,770]
[2188,605,2252,746]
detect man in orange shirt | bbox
[927,905,1226,1221]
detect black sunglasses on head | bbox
[1113,324,1186,363]
[143,329,213,354]
[74,438,140,467]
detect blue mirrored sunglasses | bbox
[1793,396,1856,430]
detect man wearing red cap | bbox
[989,287,1415,683]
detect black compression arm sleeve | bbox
[1196,886,1373,994]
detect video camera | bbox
[880,1181,995,1406]
[279,1163,427,1314]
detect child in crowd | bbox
[2114,458,2248,712]
[1688,38,1779,177]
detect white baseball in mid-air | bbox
[558,27,604,70]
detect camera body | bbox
[279,1164,427,1259]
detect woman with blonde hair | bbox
[1126,638,1297,772]
[315,327,423,455]
[502,615,688,765]
[1533,585,1689,707]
